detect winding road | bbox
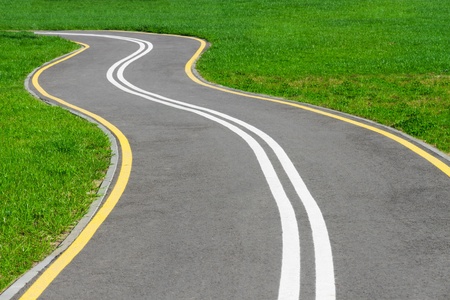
[4,31,450,299]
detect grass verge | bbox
[0,32,111,290]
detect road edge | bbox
[0,39,132,300]
[176,33,450,176]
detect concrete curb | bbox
[0,52,120,300]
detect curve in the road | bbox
[6,30,449,300]
[17,40,133,300]
[181,34,450,178]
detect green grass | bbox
[0,32,111,290]
[1,0,449,151]
[0,0,449,292]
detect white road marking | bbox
[105,33,301,300]
[39,31,336,299]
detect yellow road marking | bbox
[181,37,450,178]
[20,42,132,299]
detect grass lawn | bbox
[1,0,449,292]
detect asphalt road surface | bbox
[6,31,450,299]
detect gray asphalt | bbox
[13,31,450,299]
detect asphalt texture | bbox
[10,31,450,299]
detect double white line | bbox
[41,32,335,299]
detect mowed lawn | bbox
[1,0,449,292]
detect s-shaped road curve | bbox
[6,31,450,299]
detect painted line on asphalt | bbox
[48,32,303,300]
[107,34,302,300]
[18,40,133,300]
[113,34,335,299]
[182,37,450,178]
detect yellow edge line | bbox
[20,42,132,299]
[179,36,450,178]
